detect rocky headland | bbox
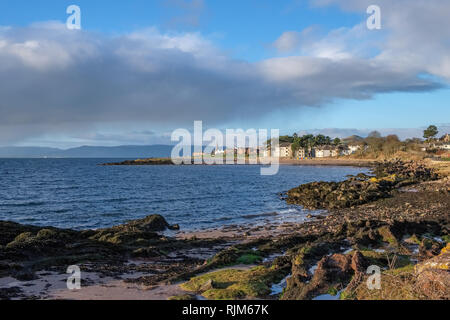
[0,160,448,300]
[101,158,174,166]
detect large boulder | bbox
[88,215,179,246]
[112,214,178,232]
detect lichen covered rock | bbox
[285,160,439,210]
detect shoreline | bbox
[278,158,376,167]
[0,160,448,300]
[101,157,377,167]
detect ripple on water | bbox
[0,159,369,230]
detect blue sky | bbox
[0,0,449,147]
[0,0,363,60]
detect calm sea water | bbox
[0,159,368,231]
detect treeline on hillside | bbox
[269,125,449,159]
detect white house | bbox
[339,145,351,156]
[315,145,333,158]
[428,142,450,150]
[313,145,342,158]
[347,144,362,154]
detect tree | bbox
[291,141,300,156]
[385,134,400,144]
[384,135,401,156]
[333,137,341,146]
[303,134,315,148]
[368,131,382,138]
[365,132,384,154]
[314,134,327,146]
[423,125,438,141]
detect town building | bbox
[347,144,362,154]
[295,148,307,159]
[315,145,334,158]
[338,145,351,156]
[439,143,450,150]
[277,143,292,158]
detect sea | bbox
[0,159,368,231]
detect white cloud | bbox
[309,0,450,80]
[272,31,303,53]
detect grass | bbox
[180,266,286,300]
[344,245,426,300]
[441,235,450,244]
[168,294,195,301]
[355,273,422,300]
[236,254,262,265]
[327,287,339,296]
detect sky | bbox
[0,0,449,148]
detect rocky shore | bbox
[101,158,174,166]
[0,160,448,300]
[285,160,440,210]
[102,157,375,167]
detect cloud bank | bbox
[1,0,449,145]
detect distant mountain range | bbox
[0,145,175,158]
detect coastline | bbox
[0,160,448,300]
[101,157,377,167]
[278,158,377,167]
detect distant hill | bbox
[342,135,364,144]
[0,145,174,158]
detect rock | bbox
[440,243,450,255]
[168,294,198,300]
[284,253,354,300]
[285,160,439,210]
[102,158,174,166]
[316,254,352,278]
[418,238,445,261]
[199,279,216,292]
[416,269,450,299]
[113,214,176,232]
[415,252,450,274]
[415,252,450,299]
[351,251,368,273]
[0,287,23,300]
[377,226,399,246]
[13,269,38,281]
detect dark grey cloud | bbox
[0,11,446,144]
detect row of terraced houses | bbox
[275,143,362,159]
